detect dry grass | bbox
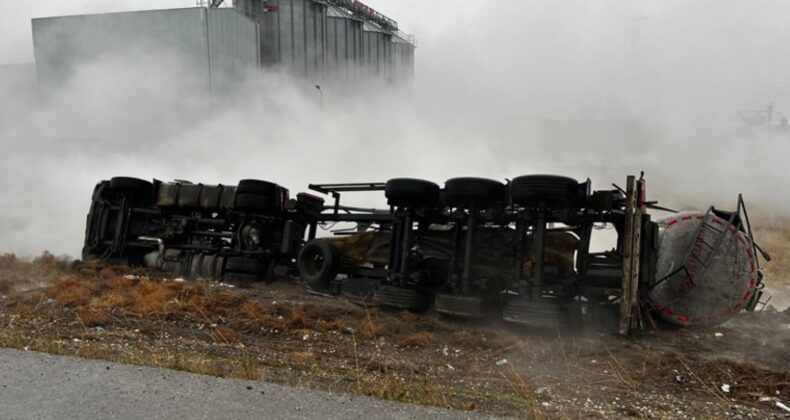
[398,331,434,347]
[501,369,545,419]
[646,352,790,401]
[0,252,72,293]
[754,222,790,286]
[6,254,728,417]
[451,331,489,349]
[0,278,13,295]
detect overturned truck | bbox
[83,174,769,333]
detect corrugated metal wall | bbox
[234,0,413,83]
[32,8,259,92]
[32,4,413,88]
[391,36,415,84]
[208,9,260,91]
[326,6,364,81]
[250,0,326,79]
[362,23,391,78]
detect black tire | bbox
[296,240,339,292]
[374,285,431,311]
[443,177,505,208]
[235,193,278,212]
[188,254,204,280]
[237,179,279,196]
[225,256,268,274]
[502,298,565,329]
[385,178,440,207]
[109,177,153,192]
[109,177,154,204]
[434,293,495,319]
[510,175,579,208]
[223,272,260,288]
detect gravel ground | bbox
[0,348,497,420]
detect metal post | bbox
[629,177,644,330]
[308,221,317,241]
[514,218,526,286]
[619,176,637,335]
[332,192,340,215]
[449,211,463,294]
[399,212,411,287]
[531,201,546,299]
[462,206,476,295]
[388,217,401,284]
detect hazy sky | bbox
[2,1,790,258]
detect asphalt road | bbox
[0,348,495,420]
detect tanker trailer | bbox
[646,200,768,327]
[82,174,769,332]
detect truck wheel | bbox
[109,177,153,192]
[223,256,269,288]
[443,177,505,208]
[109,177,154,204]
[385,178,440,207]
[237,179,279,196]
[374,285,431,311]
[434,293,495,319]
[297,240,339,292]
[502,297,566,329]
[510,175,579,208]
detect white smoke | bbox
[1,0,790,260]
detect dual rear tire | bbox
[510,175,582,208]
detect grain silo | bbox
[232,0,414,81]
[31,1,415,90]
[325,5,365,81]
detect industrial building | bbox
[31,1,415,91]
[33,8,259,92]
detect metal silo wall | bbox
[326,17,338,77]
[326,16,365,82]
[233,0,280,67]
[259,0,325,79]
[32,8,260,93]
[207,8,260,90]
[303,1,326,78]
[362,26,398,79]
[32,8,210,89]
[391,39,415,83]
[362,30,376,76]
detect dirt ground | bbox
[0,253,789,419]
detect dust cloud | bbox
[0,0,789,266]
